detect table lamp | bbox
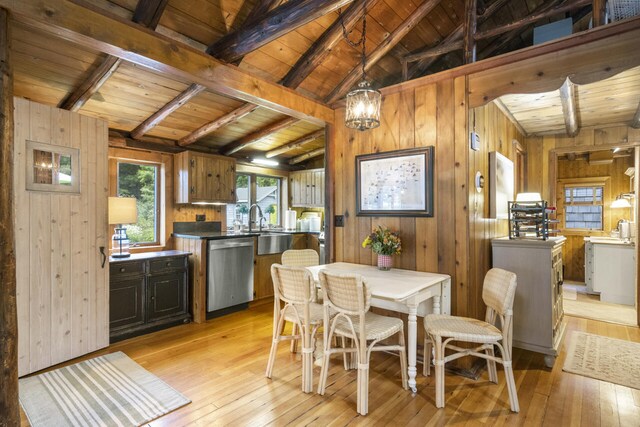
[108,196,138,258]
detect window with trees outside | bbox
[226,174,282,229]
[564,184,604,230]
[117,161,160,245]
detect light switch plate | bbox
[195,214,206,221]
[470,132,480,151]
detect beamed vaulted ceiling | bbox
[8,0,611,166]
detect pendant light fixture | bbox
[343,0,381,131]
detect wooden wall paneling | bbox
[174,237,207,323]
[414,84,438,273]
[399,89,416,271]
[50,107,72,365]
[332,110,344,263]
[13,99,30,377]
[436,79,457,313]
[29,101,52,372]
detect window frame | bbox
[558,177,610,234]
[114,159,162,248]
[226,171,285,229]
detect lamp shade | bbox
[108,197,138,224]
[515,192,542,202]
[611,197,632,208]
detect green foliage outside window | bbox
[117,162,158,244]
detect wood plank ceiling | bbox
[8,0,625,167]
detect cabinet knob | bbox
[151,296,155,301]
[120,267,125,273]
[166,262,171,267]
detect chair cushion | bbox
[334,312,403,342]
[424,314,502,343]
[283,302,325,324]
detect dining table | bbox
[305,262,451,393]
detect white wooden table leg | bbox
[407,304,418,393]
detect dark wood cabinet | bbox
[109,251,190,342]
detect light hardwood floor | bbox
[20,301,640,426]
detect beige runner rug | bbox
[563,332,640,390]
[20,351,190,427]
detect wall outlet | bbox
[195,214,206,222]
[334,215,344,227]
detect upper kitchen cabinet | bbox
[175,152,236,204]
[290,169,324,208]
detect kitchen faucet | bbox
[248,204,265,232]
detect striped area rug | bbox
[19,352,190,427]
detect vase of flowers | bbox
[362,226,402,271]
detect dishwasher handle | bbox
[208,238,255,250]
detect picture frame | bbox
[489,151,514,219]
[356,147,434,217]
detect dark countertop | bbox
[110,250,191,263]
[173,230,320,240]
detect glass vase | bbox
[377,254,393,271]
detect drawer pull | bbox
[120,267,125,273]
[166,262,171,267]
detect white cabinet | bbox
[492,236,567,367]
[290,168,324,208]
[588,240,635,305]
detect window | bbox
[564,185,604,230]
[117,161,160,245]
[226,173,283,229]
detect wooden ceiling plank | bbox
[178,102,259,146]
[559,77,579,137]
[265,129,325,158]
[3,0,333,126]
[205,0,354,63]
[493,97,528,137]
[281,0,380,88]
[58,0,169,111]
[326,0,443,104]
[289,147,325,164]
[475,0,592,41]
[222,117,300,156]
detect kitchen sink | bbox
[257,232,293,255]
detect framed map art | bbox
[356,147,434,217]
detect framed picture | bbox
[489,151,514,219]
[356,147,434,217]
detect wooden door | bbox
[191,153,209,201]
[219,157,236,202]
[14,98,109,376]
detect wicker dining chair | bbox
[423,268,519,412]
[266,264,323,393]
[317,270,408,416]
[281,249,320,353]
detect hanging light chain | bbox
[338,0,369,80]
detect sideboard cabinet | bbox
[109,251,191,342]
[492,236,566,367]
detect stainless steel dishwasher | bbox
[207,238,254,315]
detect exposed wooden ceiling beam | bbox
[474,0,591,41]
[58,0,169,112]
[131,83,206,139]
[463,0,477,64]
[289,147,325,164]
[630,101,640,129]
[3,1,333,125]
[559,78,579,137]
[184,0,374,149]
[178,103,259,147]
[326,0,442,104]
[592,0,606,27]
[205,0,354,63]
[265,129,325,158]
[58,56,122,111]
[407,25,463,79]
[131,0,169,28]
[222,117,300,156]
[281,0,378,88]
[230,0,282,65]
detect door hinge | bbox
[190,159,195,168]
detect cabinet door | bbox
[290,172,303,207]
[313,170,324,207]
[219,158,236,202]
[147,271,188,322]
[254,254,279,299]
[190,154,209,201]
[110,276,146,331]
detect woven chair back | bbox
[318,270,371,316]
[271,264,314,306]
[482,268,517,316]
[281,249,319,267]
